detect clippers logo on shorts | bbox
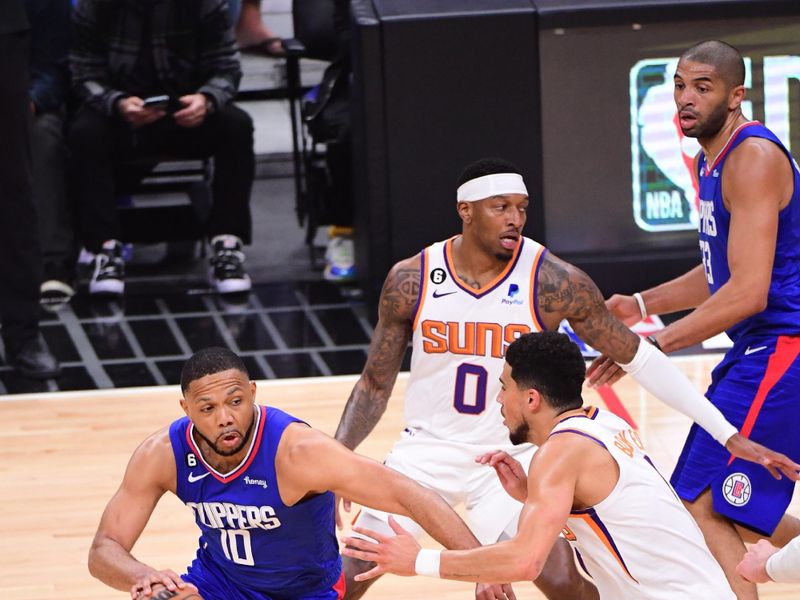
[722,473,752,506]
[630,55,800,232]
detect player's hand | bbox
[476,450,527,502]
[117,97,166,128]
[726,433,800,481]
[342,516,420,580]
[334,493,352,530]
[586,355,626,388]
[476,582,517,600]
[130,568,186,599]
[736,539,779,583]
[606,294,643,326]
[174,93,208,128]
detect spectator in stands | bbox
[26,0,75,305]
[0,0,61,379]
[69,0,255,297]
[228,0,285,57]
[307,0,354,282]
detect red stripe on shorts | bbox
[728,336,800,464]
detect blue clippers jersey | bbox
[169,406,341,596]
[697,122,800,342]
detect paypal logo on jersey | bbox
[501,283,523,306]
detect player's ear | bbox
[179,396,189,416]
[729,84,746,110]
[457,201,472,224]
[250,380,257,401]
[527,388,542,411]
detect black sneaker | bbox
[89,240,125,296]
[209,235,252,294]
[8,335,61,379]
[40,260,76,308]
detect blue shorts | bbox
[670,334,800,536]
[182,553,345,600]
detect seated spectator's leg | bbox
[0,29,59,378]
[31,109,75,300]
[205,104,254,245]
[235,0,284,56]
[323,140,355,282]
[67,106,128,296]
[201,104,255,294]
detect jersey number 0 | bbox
[453,363,488,414]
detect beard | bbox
[195,415,256,457]
[508,420,530,445]
[681,101,729,139]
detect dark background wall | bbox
[350,0,800,307]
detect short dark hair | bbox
[680,40,745,88]
[505,332,585,412]
[457,157,521,187]
[180,347,249,393]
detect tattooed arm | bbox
[536,252,640,363]
[536,252,800,479]
[334,255,420,451]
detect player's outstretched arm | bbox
[342,437,577,583]
[636,139,787,354]
[88,428,183,598]
[281,424,482,552]
[334,255,419,452]
[542,254,800,480]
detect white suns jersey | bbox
[405,236,546,445]
[554,409,735,599]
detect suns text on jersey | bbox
[186,501,282,530]
[420,320,531,357]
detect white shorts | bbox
[354,430,536,544]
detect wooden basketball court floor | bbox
[2,356,798,599]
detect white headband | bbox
[456,173,528,202]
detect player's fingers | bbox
[342,536,379,552]
[341,546,379,565]
[343,498,352,511]
[504,583,518,600]
[335,504,343,530]
[352,524,389,543]
[164,570,185,588]
[387,515,410,536]
[353,564,384,582]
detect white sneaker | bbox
[324,235,355,282]
[89,240,125,296]
[209,234,252,294]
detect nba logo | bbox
[630,58,702,232]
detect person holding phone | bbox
[68,0,255,297]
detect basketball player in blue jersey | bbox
[88,347,486,600]
[334,157,799,600]
[587,40,800,598]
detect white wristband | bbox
[414,548,442,578]
[633,292,647,319]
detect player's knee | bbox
[534,538,597,600]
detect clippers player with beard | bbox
[88,347,486,600]
[589,40,800,598]
[335,157,798,600]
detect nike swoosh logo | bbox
[744,345,768,356]
[432,290,457,298]
[188,471,210,483]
